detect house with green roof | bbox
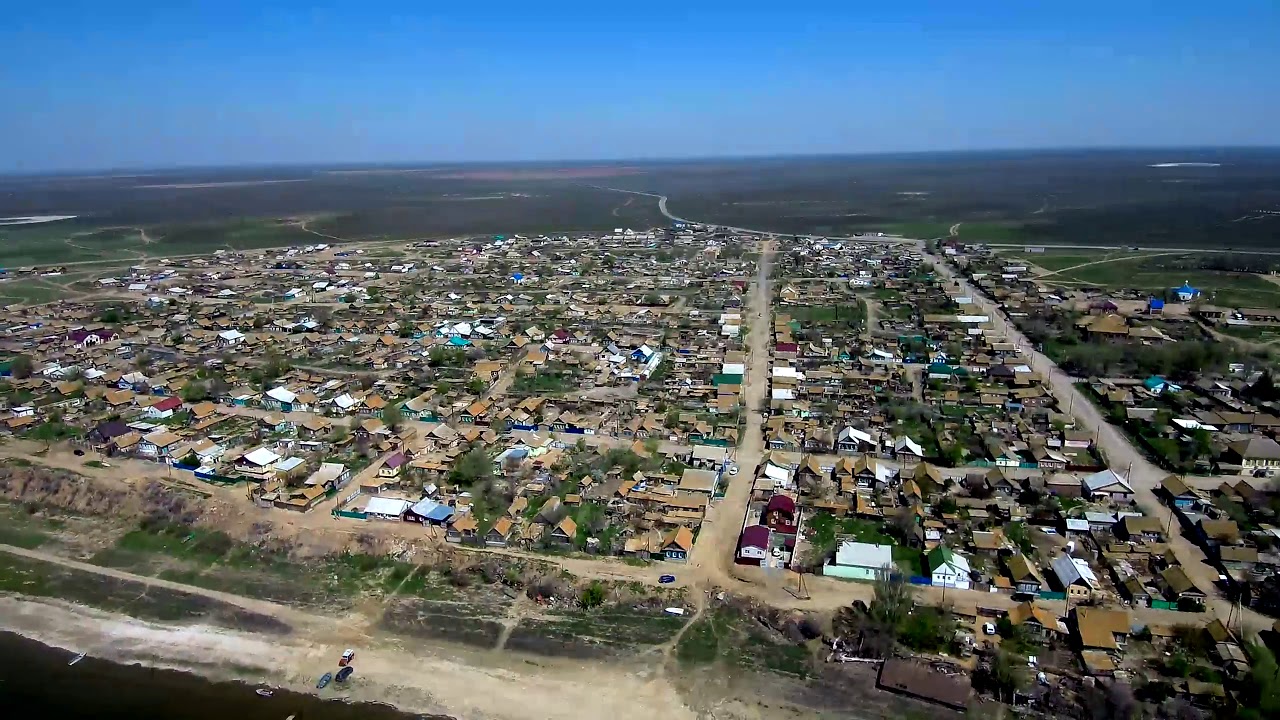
[927,546,971,590]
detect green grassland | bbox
[0,552,292,633]
[998,249,1149,273]
[993,248,1280,309]
[0,278,67,305]
[88,522,447,610]
[677,605,814,678]
[0,218,319,268]
[870,221,954,239]
[0,225,146,266]
[952,220,1037,242]
[1052,260,1280,308]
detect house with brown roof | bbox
[486,517,515,547]
[550,516,577,545]
[1119,515,1165,543]
[1071,607,1132,654]
[1158,565,1205,606]
[1078,313,1131,342]
[877,659,970,711]
[1007,601,1065,637]
[1005,553,1046,597]
[460,400,490,425]
[1224,436,1280,473]
[446,515,479,543]
[139,430,182,459]
[1195,518,1241,550]
[1160,474,1202,509]
[661,526,694,562]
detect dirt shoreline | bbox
[0,595,701,720]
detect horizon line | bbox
[5,144,1280,180]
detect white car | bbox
[727,464,739,476]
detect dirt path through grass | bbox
[1035,250,1189,278]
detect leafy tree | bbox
[939,441,965,467]
[381,403,404,431]
[466,377,487,395]
[664,409,681,428]
[8,354,33,379]
[180,382,210,402]
[985,649,1027,702]
[448,448,492,487]
[898,607,955,652]
[870,569,913,629]
[1238,644,1280,720]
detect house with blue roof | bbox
[1173,282,1201,302]
[404,498,456,526]
[1143,376,1181,395]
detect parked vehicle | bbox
[335,666,354,683]
[659,574,676,584]
[339,649,355,666]
[316,672,332,689]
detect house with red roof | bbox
[763,494,799,536]
[145,395,184,419]
[737,525,770,566]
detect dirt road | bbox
[924,249,1273,636]
[689,238,773,586]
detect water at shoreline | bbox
[0,631,453,720]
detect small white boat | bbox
[255,688,274,697]
[68,652,86,666]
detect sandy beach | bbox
[0,595,704,720]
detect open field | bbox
[598,149,1280,248]
[3,150,1279,261]
[994,246,1280,308]
[1052,259,1280,307]
[0,278,68,304]
[998,249,1152,273]
[87,522,436,611]
[0,552,291,633]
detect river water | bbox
[0,632,452,720]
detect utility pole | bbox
[795,568,810,600]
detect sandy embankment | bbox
[0,595,698,720]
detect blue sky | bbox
[2,1,1277,171]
